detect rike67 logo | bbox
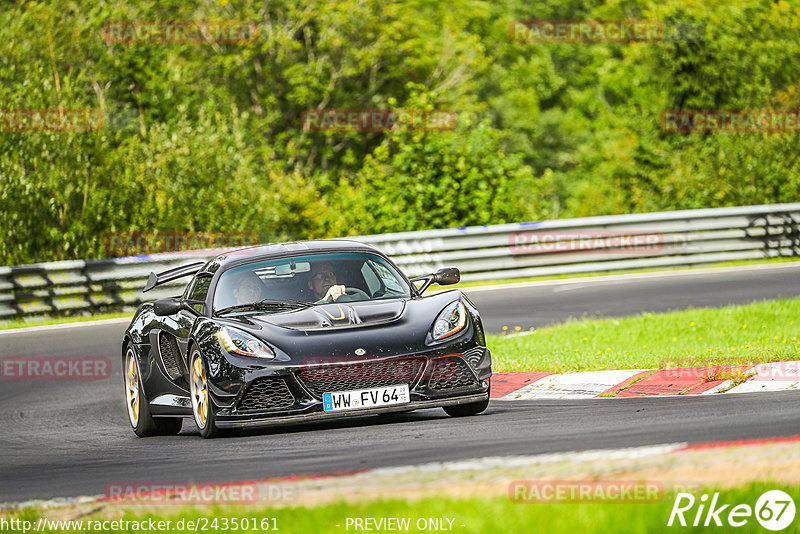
[668,490,795,531]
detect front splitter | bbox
[215,392,489,429]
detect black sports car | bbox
[122,240,492,438]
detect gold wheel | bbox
[190,353,208,429]
[125,349,140,427]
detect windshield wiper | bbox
[216,298,311,315]
[256,298,312,309]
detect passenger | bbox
[232,271,264,305]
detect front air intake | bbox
[237,377,296,412]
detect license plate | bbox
[323,384,410,412]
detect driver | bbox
[232,271,264,305]
[308,261,347,303]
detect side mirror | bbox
[153,297,183,316]
[411,267,461,294]
[433,268,460,286]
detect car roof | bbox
[200,239,383,274]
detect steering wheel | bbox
[323,287,369,303]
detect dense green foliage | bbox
[1,0,799,264]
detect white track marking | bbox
[503,369,652,399]
[365,443,688,478]
[463,262,800,294]
[2,262,797,334]
[1,443,689,509]
[725,361,800,393]
[702,380,735,394]
[726,381,800,393]
[0,317,132,336]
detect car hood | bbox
[201,290,472,360]
[248,300,406,331]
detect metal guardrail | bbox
[1,203,798,321]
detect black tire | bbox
[124,346,183,437]
[190,349,222,439]
[153,417,183,435]
[443,382,490,417]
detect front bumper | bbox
[208,347,491,426]
[149,345,491,424]
[215,391,489,429]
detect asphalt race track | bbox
[466,263,800,332]
[1,263,799,503]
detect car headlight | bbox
[217,326,275,359]
[432,301,467,340]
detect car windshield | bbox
[213,252,411,314]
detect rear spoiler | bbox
[142,261,206,293]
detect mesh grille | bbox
[462,346,484,370]
[428,357,478,390]
[298,358,425,398]
[238,377,296,412]
[158,333,183,380]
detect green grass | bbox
[489,297,800,373]
[9,483,799,533]
[0,311,133,331]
